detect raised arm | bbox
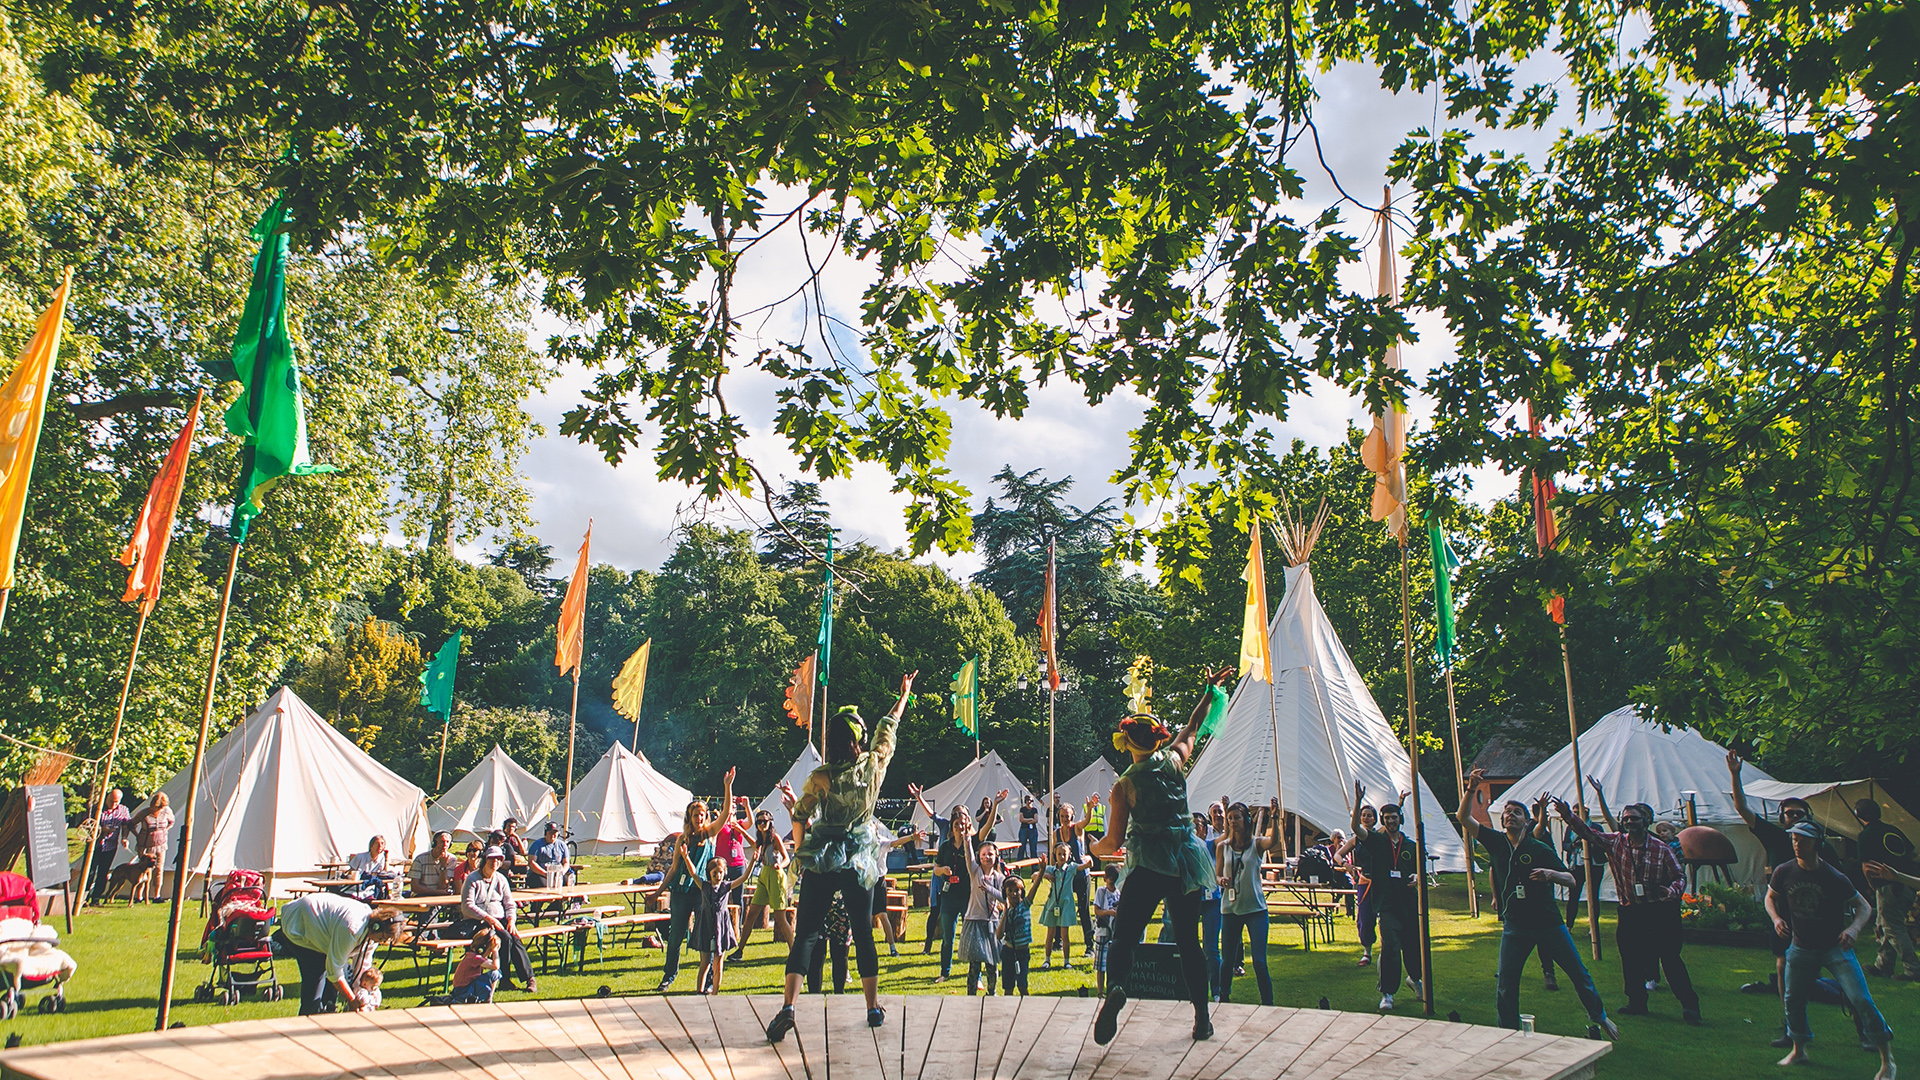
[1586,777,1617,832]
[909,783,938,825]
[870,671,916,765]
[1088,784,1131,859]
[1168,667,1237,768]
[1350,781,1368,838]
[1457,769,1484,831]
[979,789,1009,838]
[1258,797,1284,853]
[1531,794,1553,842]
[1726,749,1762,829]
[1555,798,1607,851]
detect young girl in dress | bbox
[1038,842,1081,967]
[958,838,1006,995]
[732,810,792,958]
[693,856,738,994]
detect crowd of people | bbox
[106,661,1910,1079]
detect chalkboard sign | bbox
[1125,943,1192,1001]
[24,784,68,889]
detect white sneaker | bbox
[1378,994,1395,1012]
[1410,979,1423,998]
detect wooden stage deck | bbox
[0,995,1608,1080]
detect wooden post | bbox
[1399,539,1434,1015]
[1268,677,1286,859]
[563,666,580,838]
[1561,622,1600,958]
[155,540,240,1031]
[436,720,450,793]
[1445,666,1478,917]
[0,588,10,631]
[76,607,150,910]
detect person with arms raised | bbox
[1565,779,1701,1024]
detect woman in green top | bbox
[1089,667,1236,1046]
[767,672,915,1042]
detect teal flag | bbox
[816,532,835,686]
[1429,524,1462,669]
[950,656,979,739]
[216,196,335,542]
[419,630,462,721]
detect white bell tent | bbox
[1504,705,1778,896]
[909,751,1035,842]
[1183,559,1467,872]
[1047,756,1119,822]
[1744,777,1920,849]
[126,686,430,895]
[428,745,558,840]
[756,744,824,839]
[558,742,692,855]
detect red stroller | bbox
[195,869,282,1005]
[0,871,72,1017]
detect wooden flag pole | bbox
[1267,678,1286,859]
[1562,621,1600,958]
[1399,537,1435,1015]
[0,589,10,631]
[1444,665,1478,917]
[564,665,580,837]
[76,607,150,910]
[436,721,450,793]
[156,540,240,1031]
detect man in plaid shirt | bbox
[1558,781,1703,1025]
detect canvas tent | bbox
[755,744,824,840]
[428,745,558,840]
[1738,778,1920,852]
[1183,563,1468,872]
[558,743,692,855]
[1047,756,1119,822]
[1503,705,1781,898]
[908,751,1035,843]
[122,686,429,896]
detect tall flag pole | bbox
[1361,187,1432,1015]
[555,523,592,837]
[1428,523,1476,917]
[159,196,334,1030]
[612,637,652,752]
[0,269,73,631]
[1529,401,1598,957]
[79,389,201,909]
[1038,537,1060,819]
[1236,517,1284,848]
[421,631,463,791]
[814,532,835,758]
[951,655,980,760]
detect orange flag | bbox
[784,653,817,729]
[1359,193,1409,542]
[0,269,73,592]
[1038,538,1061,691]
[1527,403,1565,624]
[118,390,203,615]
[555,522,591,674]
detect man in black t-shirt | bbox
[1852,799,1920,979]
[1352,802,1424,1011]
[1767,821,1894,1079]
[1461,770,1617,1038]
[1730,749,1829,1046]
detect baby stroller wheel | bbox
[269,985,284,1002]
[37,995,55,1014]
[0,994,14,1020]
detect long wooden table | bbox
[0,994,1611,1080]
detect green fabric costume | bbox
[791,709,900,890]
[1118,749,1215,893]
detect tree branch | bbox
[69,391,189,421]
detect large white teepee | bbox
[909,751,1035,842]
[1047,757,1120,822]
[559,743,692,855]
[428,745,558,840]
[1184,563,1468,872]
[124,686,430,895]
[756,744,824,840]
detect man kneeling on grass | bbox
[1767,820,1896,1080]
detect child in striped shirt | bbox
[999,874,1033,996]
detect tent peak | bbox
[1274,495,1330,567]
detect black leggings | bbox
[786,869,879,981]
[1105,868,1209,1016]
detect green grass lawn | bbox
[7,869,1914,1079]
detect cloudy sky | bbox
[513,61,1564,579]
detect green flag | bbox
[950,655,979,739]
[217,196,334,542]
[816,532,835,686]
[419,630,462,721]
[1429,523,1462,670]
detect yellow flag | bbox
[1239,523,1272,682]
[554,522,591,674]
[1360,192,1409,542]
[0,270,73,591]
[611,637,651,720]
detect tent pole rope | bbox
[1445,665,1477,918]
[1398,536,1434,1016]
[1561,621,1600,958]
[77,606,148,912]
[156,539,239,1031]
[1267,676,1285,859]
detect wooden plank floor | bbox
[0,996,1608,1080]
